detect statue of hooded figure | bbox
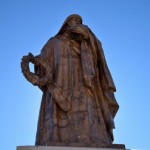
[22,14,119,146]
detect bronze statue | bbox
[21,14,120,147]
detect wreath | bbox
[21,53,44,85]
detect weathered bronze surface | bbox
[21,14,123,148]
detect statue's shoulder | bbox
[46,37,58,43]
[42,35,69,51]
[47,35,68,44]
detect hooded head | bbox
[57,14,83,35]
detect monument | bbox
[19,14,126,150]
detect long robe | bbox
[35,31,119,145]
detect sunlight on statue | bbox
[21,14,122,148]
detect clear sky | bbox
[0,0,150,150]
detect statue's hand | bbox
[68,25,89,40]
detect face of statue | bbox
[61,15,83,41]
[67,17,82,27]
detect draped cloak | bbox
[35,27,119,145]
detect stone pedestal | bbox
[17,145,127,150]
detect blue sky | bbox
[0,0,150,150]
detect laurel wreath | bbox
[21,53,42,85]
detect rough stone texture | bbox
[17,146,128,150]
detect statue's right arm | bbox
[34,38,55,91]
[21,38,54,91]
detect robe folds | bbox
[35,30,119,145]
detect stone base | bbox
[17,146,128,150]
[17,143,127,150]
